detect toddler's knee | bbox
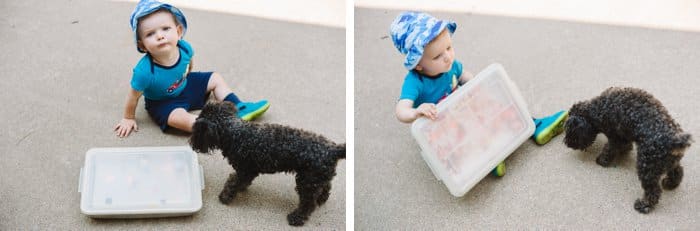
[167,109,196,130]
[211,72,223,81]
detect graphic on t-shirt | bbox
[166,63,190,94]
[166,78,183,93]
[451,74,458,90]
[438,74,460,103]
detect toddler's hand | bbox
[114,118,138,138]
[416,103,438,120]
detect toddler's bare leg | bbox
[207,72,234,101]
[167,108,198,132]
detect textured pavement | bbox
[0,1,345,229]
[355,7,700,229]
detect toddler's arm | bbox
[396,99,437,123]
[458,69,474,85]
[114,88,143,138]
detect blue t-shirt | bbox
[131,40,194,100]
[399,60,463,108]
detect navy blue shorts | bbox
[145,72,212,131]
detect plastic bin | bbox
[79,146,204,218]
[411,63,535,197]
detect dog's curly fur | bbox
[189,102,345,226]
[564,87,692,214]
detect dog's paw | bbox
[662,177,680,190]
[634,198,653,214]
[219,191,236,205]
[287,212,307,226]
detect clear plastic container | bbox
[411,63,535,197]
[79,146,204,218]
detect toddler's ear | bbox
[177,24,184,38]
[415,65,423,72]
[137,41,146,53]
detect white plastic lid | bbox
[411,63,535,197]
[79,146,203,218]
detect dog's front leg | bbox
[597,137,632,167]
[219,171,259,204]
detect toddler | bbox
[390,11,568,175]
[114,0,270,137]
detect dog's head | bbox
[564,102,597,150]
[189,101,238,153]
[200,101,238,119]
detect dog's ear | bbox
[564,115,596,150]
[189,118,219,153]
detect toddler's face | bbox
[416,29,454,76]
[137,11,182,56]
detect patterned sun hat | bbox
[130,0,188,53]
[390,11,457,70]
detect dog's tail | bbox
[332,143,346,160]
[670,132,693,156]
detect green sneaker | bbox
[491,161,506,177]
[533,110,569,145]
[237,100,270,121]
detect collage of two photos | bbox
[2,0,700,229]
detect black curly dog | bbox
[564,87,692,214]
[189,102,345,226]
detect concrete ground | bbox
[355,0,700,32]
[355,7,700,229]
[0,0,345,229]
[120,0,346,28]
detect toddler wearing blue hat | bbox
[390,12,568,174]
[115,0,270,137]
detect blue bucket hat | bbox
[390,11,457,70]
[130,0,188,53]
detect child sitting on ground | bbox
[114,0,270,137]
[390,11,568,175]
